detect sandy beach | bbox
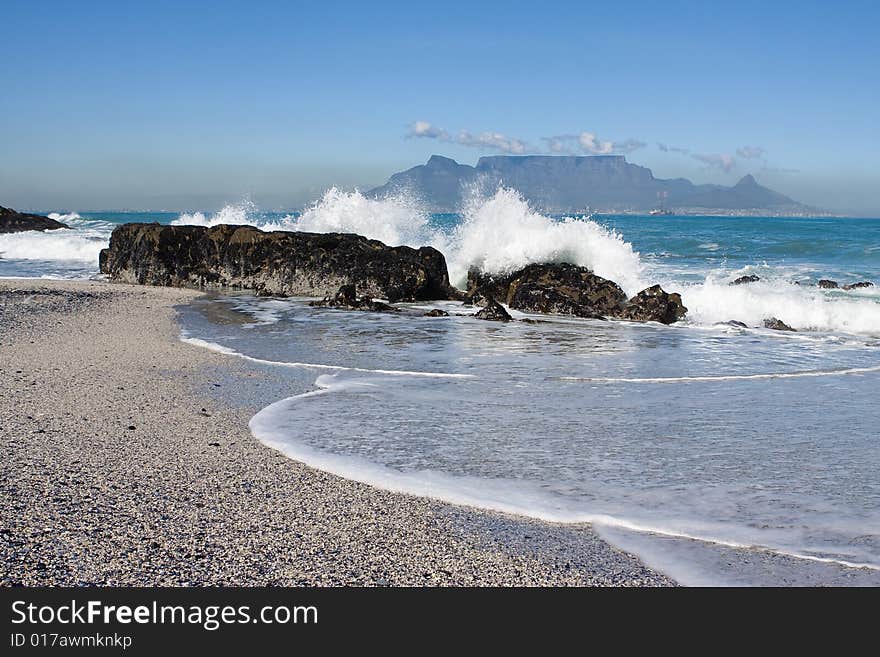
[0,279,673,586]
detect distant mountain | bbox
[369,155,819,215]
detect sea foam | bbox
[246,373,880,576]
[0,215,111,263]
[48,212,82,222]
[673,277,880,335]
[172,200,269,228]
[446,187,645,292]
[296,187,442,249]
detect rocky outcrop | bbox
[474,298,512,322]
[843,281,873,290]
[466,263,628,319]
[466,263,687,324]
[764,317,796,331]
[818,279,839,289]
[309,284,398,312]
[99,223,458,301]
[618,285,688,324]
[731,275,760,285]
[424,308,449,317]
[0,206,68,233]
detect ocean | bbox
[3,188,879,585]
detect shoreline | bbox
[1,279,673,586]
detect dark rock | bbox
[731,275,760,285]
[99,223,458,301]
[817,279,839,289]
[467,263,628,318]
[466,262,687,324]
[842,281,874,290]
[0,206,68,233]
[509,282,608,319]
[423,308,449,317]
[618,285,688,324]
[309,285,399,312]
[462,268,508,307]
[716,320,748,328]
[763,317,796,332]
[474,298,512,322]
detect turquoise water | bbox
[3,193,879,585]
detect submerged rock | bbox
[474,298,512,322]
[843,281,874,290]
[423,308,449,317]
[0,206,68,233]
[763,317,797,332]
[618,285,688,324]
[817,279,839,289]
[309,284,398,312]
[717,320,748,328]
[99,223,458,301]
[731,275,760,285]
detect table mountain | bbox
[369,155,816,214]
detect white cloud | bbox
[406,121,449,140]
[543,133,645,155]
[692,152,737,172]
[578,132,615,154]
[408,121,642,157]
[456,130,527,154]
[406,120,527,153]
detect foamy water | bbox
[179,293,880,586]
[0,215,117,278]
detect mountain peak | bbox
[736,174,758,187]
[426,154,460,168]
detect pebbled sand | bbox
[0,279,674,586]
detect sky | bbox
[1,0,879,214]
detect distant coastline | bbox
[369,154,829,216]
[598,208,841,218]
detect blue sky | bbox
[2,0,878,214]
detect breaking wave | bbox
[296,187,441,248]
[171,190,879,336]
[173,200,272,228]
[447,187,645,292]
[673,276,880,335]
[48,212,82,222]
[0,215,111,263]
[276,187,647,294]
